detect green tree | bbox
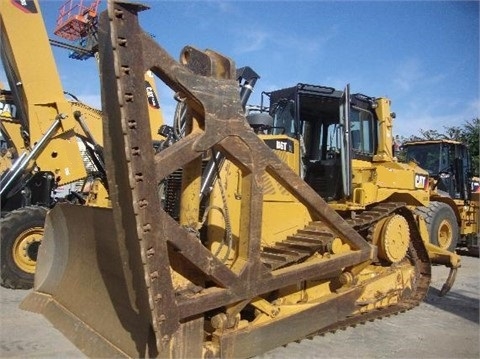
[462,118,479,175]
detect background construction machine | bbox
[0,0,108,289]
[403,139,479,255]
[22,2,459,358]
[0,0,255,290]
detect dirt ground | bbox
[0,255,478,359]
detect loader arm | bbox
[0,0,95,185]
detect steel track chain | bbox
[263,202,431,343]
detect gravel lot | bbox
[0,255,478,358]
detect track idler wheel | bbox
[374,214,410,263]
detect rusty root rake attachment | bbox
[20,1,428,358]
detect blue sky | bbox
[3,0,479,138]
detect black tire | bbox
[0,206,48,289]
[415,202,459,252]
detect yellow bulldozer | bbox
[20,2,462,358]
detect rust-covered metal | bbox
[98,0,373,351]
[21,2,431,358]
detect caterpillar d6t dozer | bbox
[23,2,442,358]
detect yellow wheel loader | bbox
[0,0,106,289]
[0,0,163,289]
[22,2,459,358]
[403,139,479,256]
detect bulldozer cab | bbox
[263,84,379,202]
[404,140,472,201]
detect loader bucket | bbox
[20,204,155,358]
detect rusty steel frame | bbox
[98,0,376,354]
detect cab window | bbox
[350,108,374,155]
